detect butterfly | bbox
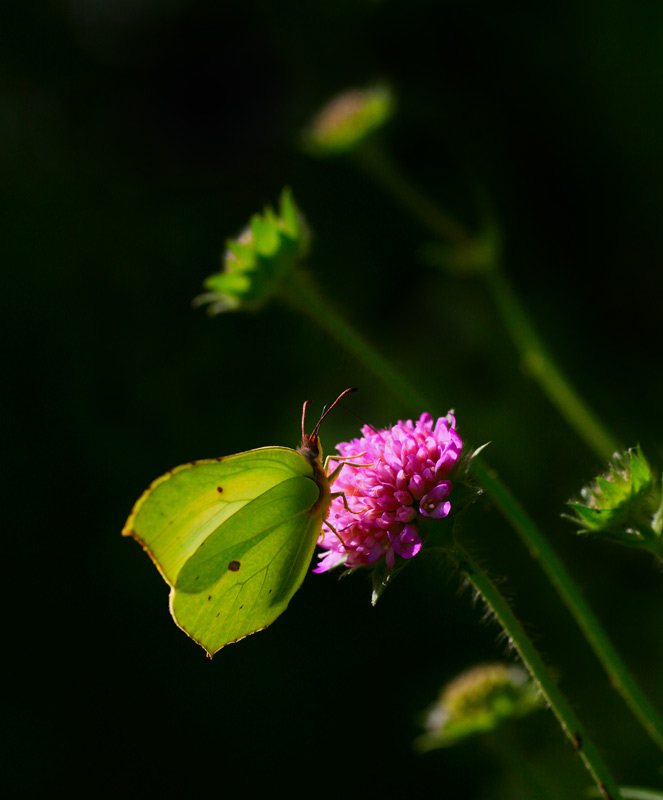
[122,388,356,657]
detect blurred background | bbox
[4,1,663,796]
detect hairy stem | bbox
[446,539,622,799]
[470,457,663,752]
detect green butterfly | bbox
[123,388,356,657]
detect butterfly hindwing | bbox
[173,477,322,653]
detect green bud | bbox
[415,663,542,751]
[566,447,663,556]
[195,188,310,314]
[302,85,394,157]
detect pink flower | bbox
[315,412,462,572]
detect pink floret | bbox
[315,412,462,572]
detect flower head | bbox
[302,85,394,156]
[566,446,663,555]
[415,663,542,751]
[316,412,462,573]
[195,188,310,314]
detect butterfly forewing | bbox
[123,447,316,588]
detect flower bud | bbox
[415,663,542,751]
[195,188,310,314]
[566,447,663,556]
[302,85,394,157]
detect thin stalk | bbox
[279,270,430,411]
[280,268,663,752]
[355,140,620,462]
[486,268,620,460]
[356,141,471,246]
[483,728,559,800]
[446,539,622,800]
[470,457,663,752]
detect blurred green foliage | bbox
[4,1,663,797]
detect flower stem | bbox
[484,728,558,800]
[280,270,430,411]
[355,140,620,462]
[280,269,663,752]
[445,539,622,800]
[470,456,663,753]
[355,141,471,247]
[486,268,620,461]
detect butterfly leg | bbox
[330,491,360,515]
[324,453,371,484]
[321,518,348,552]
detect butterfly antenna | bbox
[338,404,379,435]
[301,399,312,440]
[311,387,357,437]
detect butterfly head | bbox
[298,428,322,467]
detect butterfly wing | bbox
[123,446,325,655]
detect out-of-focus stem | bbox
[355,140,620,462]
[486,268,619,460]
[446,540,622,800]
[356,141,471,247]
[280,270,429,411]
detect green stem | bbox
[446,540,622,799]
[486,268,620,460]
[280,269,663,753]
[470,457,663,753]
[355,141,620,462]
[356,141,471,247]
[279,270,430,411]
[484,728,559,800]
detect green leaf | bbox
[123,446,330,656]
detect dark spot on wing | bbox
[228,560,241,572]
[216,486,223,493]
[208,595,212,601]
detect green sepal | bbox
[565,446,663,556]
[196,188,310,314]
[369,557,410,606]
[366,441,485,605]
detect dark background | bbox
[4,1,663,797]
